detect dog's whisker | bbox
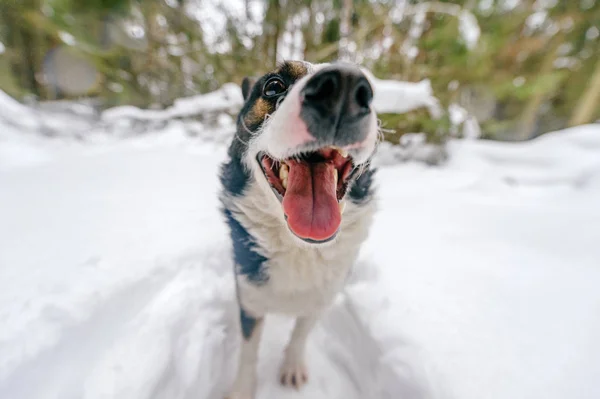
[234,133,249,146]
[235,117,256,146]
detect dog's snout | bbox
[302,66,373,118]
[300,65,374,146]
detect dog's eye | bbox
[263,78,286,98]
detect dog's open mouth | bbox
[258,148,354,243]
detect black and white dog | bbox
[220,61,379,399]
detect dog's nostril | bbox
[304,72,339,101]
[354,79,373,109]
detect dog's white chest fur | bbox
[228,181,375,317]
[240,238,357,316]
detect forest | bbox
[0,0,599,142]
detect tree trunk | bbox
[303,1,316,60]
[516,35,563,141]
[244,0,251,20]
[262,0,280,68]
[4,2,43,98]
[339,0,353,62]
[568,58,600,127]
[272,0,281,68]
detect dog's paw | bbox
[279,358,308,390]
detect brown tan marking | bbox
[245,97,274,126]
[283,61,309,79]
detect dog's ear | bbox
[241,77,256,100]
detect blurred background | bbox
[1,3,600,399]
[0,0,598,145]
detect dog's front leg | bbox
[279,314,318,389]
[228,308,264,399]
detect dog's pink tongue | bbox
[282,159,341,241]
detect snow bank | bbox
[0,91,41,131]
[376,134,449,166]
[374,123,600,190]
[371,78,443,117]
[0,124,599,399]
[0,90,99,139]
[448,103,481,139]
[171,83,243,116]
[446,124,600,189]
[0,83,242,140]
[101,83,243,123]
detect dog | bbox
[220,61,379,399]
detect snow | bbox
[0,91,42,131]
[0,90,98,138]
[376,134,448,166]
[101,83,243,123]
[58,31,76,46]
[458,11,480,49]
[449,103,482,139]
[0,84,241,142]
[1,93,600,399]
[369,133,600,399]
[371,78,443,117]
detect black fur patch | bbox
[220,143,249,197]
[223,209,269,284]
[348,166,376,204]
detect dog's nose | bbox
[300,65,374,145]
[302,65,373,119]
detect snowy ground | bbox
[1,120,600,399]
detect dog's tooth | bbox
[279,164,289,180]
[331,146,349,158]
[339,201,346,213]
[282,177,288,189]
[333,168,338,185]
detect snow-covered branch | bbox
[396,1,481,57]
